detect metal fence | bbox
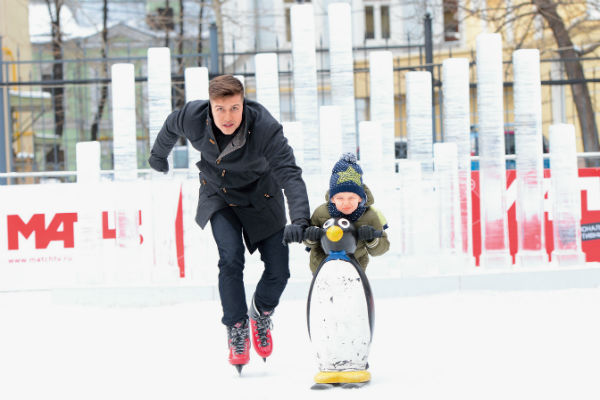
[1,43,600,184]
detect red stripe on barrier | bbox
[175,186,185,277]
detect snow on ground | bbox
[1,286,599,400]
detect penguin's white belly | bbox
[308,259,371,371]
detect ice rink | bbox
[1,280,599,400]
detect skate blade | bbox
[314,370,371,384]
[234,364,244,375]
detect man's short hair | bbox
[209,75,244,99]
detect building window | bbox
[285,0,311,42]
[381,5,390,39]
[364,2,391,41]
[443,0,459,42]
[365,6,375,39]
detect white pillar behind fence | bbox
[76,141,101,184]
[320,105,343,177]
[185,66,209,102]
[111,63,140,275]
[434,142,463,271]
[369,51,395,173]
[283,121,304,171]
[549,124,586,266]
[291,3,320,174]
[75,141,103,283]
[513,49,547,267]
[112,63,138,182]
[148,48,172,150]
[405,70,439,263]
[358,121,383,180]
[476,33,511,268]
[255,53,281,121]
[184,66,209,171]
[328,2,357,155]
[396,159,422,258]
[442,58,473,262]
[406,71,433,174]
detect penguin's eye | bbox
[338,218,350,229]
[323,219,334,229]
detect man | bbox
[148,75,310,373]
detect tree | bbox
[464,0,600,163]
[90,0,109,141]
[45,0,65,145]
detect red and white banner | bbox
[471,167,600,264]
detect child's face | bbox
[331,192,362,215]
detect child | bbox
[303,153,390,274]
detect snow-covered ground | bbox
[1,283,599,400]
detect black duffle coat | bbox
[150,99,310,252]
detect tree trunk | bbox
[174,0,185,109]
[91,0,109,141]
[535,0,600,166]
[197,2,205,66]
[47,0,64,141]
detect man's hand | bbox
[148,155,169,173]
[304,226,323,242]
[283,218,309,244]
[357,225,381,242]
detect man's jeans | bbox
[210,207,290,326]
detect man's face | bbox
[210,94,244,135]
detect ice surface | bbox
[2,284,599,400]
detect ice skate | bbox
[227,319,250,374]
[249,295,273,361]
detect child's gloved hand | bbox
[304,226,324,242]
[357,225,381,242]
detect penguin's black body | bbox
[306,217,375,384]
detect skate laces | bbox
[254,312,273,347]
[228,321,249,355]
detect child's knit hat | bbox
[329,153,366,201]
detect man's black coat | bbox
[150,98,310,252]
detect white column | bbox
[328,2,357,155]
[76,141,101,184]
[358,121,383,181]
[406,71,433,174]
[291,3,320,174]
[75,141,103,283]
[476,33,511,268]
[434,142,462,267]
[396,159,422,257]
[282,121,304,170]
[111,63,140,264]
[255,53,281,121]
[147,48,172,150]
[369,51,395,173]
[549,124,586,266]
[112,63,138,182]
[442,58,473,261]
[185,66,209,102]
[184,66,209,171]
[320,105,343,175]
[513,49,547,267]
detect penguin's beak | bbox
[326,225,343,242]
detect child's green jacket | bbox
[303,185,390,274]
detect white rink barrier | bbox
[1,172,600,291]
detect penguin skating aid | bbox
[306,218,380,389]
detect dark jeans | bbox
[210,207,290,326]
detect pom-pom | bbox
[340,152,357,164]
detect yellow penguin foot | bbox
[314,370,371,384]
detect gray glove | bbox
[148,155,169,173]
